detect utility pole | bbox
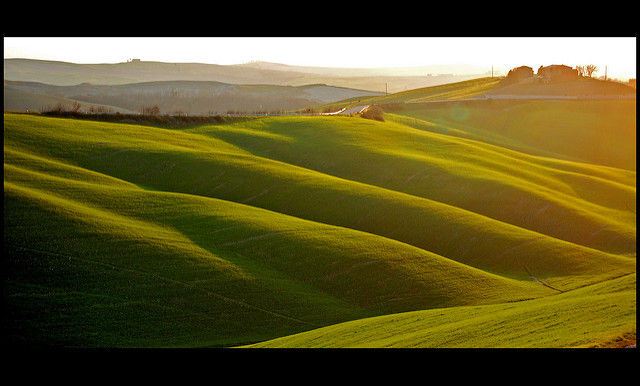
[491,65,493,78]
[386,83,388,95]
[605,65,607,81]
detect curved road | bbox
[321,105,370,115]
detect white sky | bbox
[4,37,637,80]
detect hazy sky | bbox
[4,37,637,80]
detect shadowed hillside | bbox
[4,84,134,114]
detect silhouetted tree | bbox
[142,105,161,116]
[585,64,598,77]
[47,103,66,113]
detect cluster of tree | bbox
[44,101,81,113]
[39,111,228,127]
[223,109,291,115]
[70,93,317,116]
[141,105,161,116]
[360,105,385,122]
[87,105,114,113]
[576,64,598,77]
[43,101,114,114]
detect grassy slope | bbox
[3,85,636,348]
[6,179,546,347]
[4,114,634,286]
[245,273,636,348]
[184,114,635,257]
[5,119,554,347]
[393,99,636,171]
[313,77,635,113]
[310,77,503,112]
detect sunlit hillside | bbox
[245,273,636,348]
[393,99,636,171]
[311,77,503,112]
[4,97,635,348]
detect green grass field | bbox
[3,78,636,348]
[311,77,503,112]
[245,273,636,348]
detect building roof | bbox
[539,64,574,71]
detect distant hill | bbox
[3,58,488,93]
[4,80,383,114]
[3,58,304,86]
[3,84,135,114]
[237,61,491,77]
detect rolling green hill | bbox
[3,82,636,348]
[392,98,636,171]
[311,77,503,112]
[245,273,636,348]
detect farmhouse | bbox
[537,65,579,82]
[505,66,534,84]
